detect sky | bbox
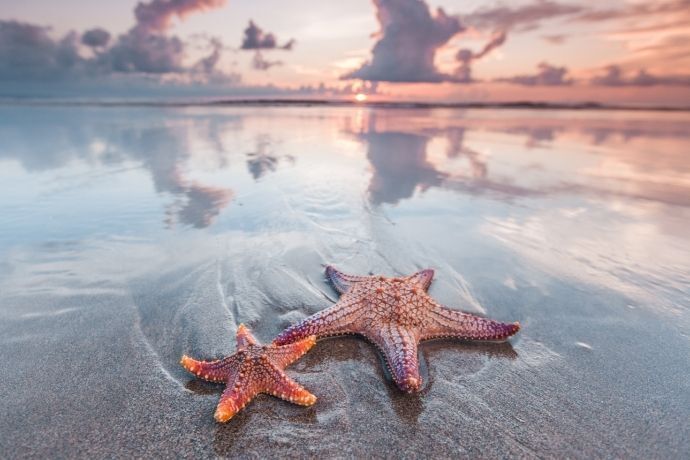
[1,0,689,105]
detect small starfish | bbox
[274,266,520,393]
[181,324,317,422]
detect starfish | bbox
[181,324,317,422]
[274,266,520,393]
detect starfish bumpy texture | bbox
[181,324,316,422]
[274,266,520,393]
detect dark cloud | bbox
[449,0,583,82]
[499,62,572,86]
[343,0,463,83]
[251,51,281,71]
[193,37,223,73]
[81,28,111,49]
[240,21,295,50]
[590,65,626,86]
[591,65,690,87]
[345,0,584,85]
[100,0,229,74]
[573,0,690,22]
[0,0,231,86]
[454,31,506,83]
[0,20,84,81]
[103,29,185,73]
[134,0,227,33]
[448,0,582,83]
[464,1,583,32]
[542,34,566,44]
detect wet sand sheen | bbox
[0,105,689,458]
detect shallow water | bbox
[0,104,689,458]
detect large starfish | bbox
[181,324,317,422]
[274,266,520,393]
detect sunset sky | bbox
[1,0,689,105]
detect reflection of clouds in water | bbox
[445,128,487,179]
[357,114,514,206]
[347,110,690,208]
[0,110,241,229]
[245,134,294,181]
[165,181,233,229]
[363,131,446,205]
[128,125,234,229]
[483,209,690,313]
[353,118,543,205]
[2,105,690,223]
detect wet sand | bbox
[0,105,689,458]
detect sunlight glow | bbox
[355,93,367,102]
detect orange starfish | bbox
[274,266,520,393]
[181,324,317,422]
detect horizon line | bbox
[1,97,689,112]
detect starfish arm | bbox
[263,364,317,406]
[423,304,520,342]
[406,268,435,291]
[325,265,371,294]
[214,369,261,423]
[235,323,259,349]
[180,354,238,383]
[268,335,317,368]
[367,325,422,393]
[273,299,365,345]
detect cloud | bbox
[542,34,566,44]
[240,20,295,50]
[193,37,223,73]
[343,0,464,83]
[454,31,506,83]
[0,20,84,81]
[591,65,690,87]
[102,29,186,73]
[464,1,583,32]
[134,0,227,33]
[499,62,572,86]
[0,0,231,87]
[251,51,281,71]
[573,0,690,23]
[99,0,229,74]
[449,0,582,82]
[81,28,111,49]
[374,0,582,86]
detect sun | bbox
[354,93,367,102]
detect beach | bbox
[1,104,689,458]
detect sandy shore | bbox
[1,250,688,458]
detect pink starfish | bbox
[181,324,317,422]
[274,266,520,393]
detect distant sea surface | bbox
[0,104,688,458]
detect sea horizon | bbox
[1,96,689,112]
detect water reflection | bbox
[165,182,232,229]
[363,131,445,205]
[343,109,690,209]
[245,135,294,181]
[246,136,278,180]
[1,105,689,229]
[0,109,243,228]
